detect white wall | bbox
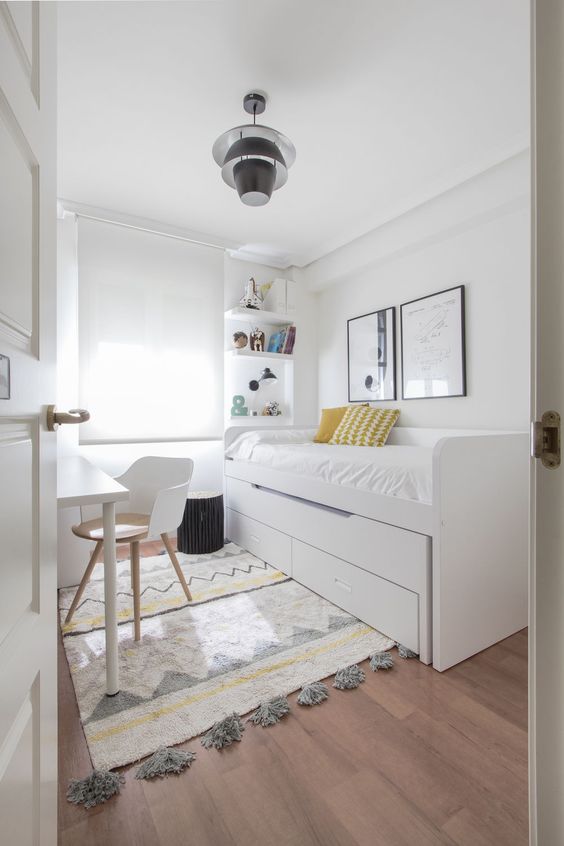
[309,153,530,430]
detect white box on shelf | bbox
[285,279,297,314]
[262,278,286,313]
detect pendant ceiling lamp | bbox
[212,93,296,207]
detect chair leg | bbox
[131,541,141,642]
[65,540,104,625]
[161,532,192,602]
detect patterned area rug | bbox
[59,543,394,770]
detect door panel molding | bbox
[0,85,39,354]
[0,419,37,646]
[0,674,40,846]
[0,2,39,104]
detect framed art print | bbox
[400,285,466,399]
[347,306,396,402]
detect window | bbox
[77,218,224,442]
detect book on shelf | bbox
[283,324,296,354]
[267,324,296,354]
[267,328,284,353]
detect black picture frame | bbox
[400,285,466,400]
[347,306,397,402]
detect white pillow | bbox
[225,428,315,460]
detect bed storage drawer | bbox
[226,508,292,576]
[226,476,430,594]
[292,539,419,653]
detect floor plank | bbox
[58,542,528,846]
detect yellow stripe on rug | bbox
[62,570,287,633]
[88,624,373,743]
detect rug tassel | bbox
[135,746,196,779]
[333,664,365,690]
[369,651,394,671]
[66,769,124,808]
[248,696,290,727]
[397,644,419,659]
[201,713,245,749]
[297,681,329,706]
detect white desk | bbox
[58,456,129,695]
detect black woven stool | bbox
[177,491,224,554]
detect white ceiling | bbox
[58,0,529,268]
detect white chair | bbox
[65,456,194,640]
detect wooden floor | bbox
[58,541,528,846]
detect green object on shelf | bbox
[231,395,248,416]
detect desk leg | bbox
[102,501,119,695]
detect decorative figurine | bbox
[232,331,248,349]
[250,328,265,352]
[262,400,281,416]
[231,395,248,417]
[239,277,263,310]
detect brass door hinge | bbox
[532,410,561,468]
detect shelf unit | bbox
[224,306,296,427]
[225,349,294,361]
[229,414,289,426]
[224,307,295,326]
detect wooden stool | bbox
[177,491,224,554]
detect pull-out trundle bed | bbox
[224,426,528,671]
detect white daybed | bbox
[224,425,528,671]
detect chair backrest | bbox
[79,456,194,536]
[114,456,194,516]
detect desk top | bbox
[58,456,129,508]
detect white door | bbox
[531,1,564,844]
[0,3,57,845]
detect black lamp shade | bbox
[233,159,276,207]
[259,367,277,383]
[224,136,285,168]
[249,367,277,391]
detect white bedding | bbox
[225,429,432,504]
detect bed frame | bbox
[224,425,528,671]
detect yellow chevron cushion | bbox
[313,404,368,443]
[329,406,400,447]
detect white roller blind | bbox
[77,217,224,442]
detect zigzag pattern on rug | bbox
[59,544,290,635]
[59,557,276,617]
[67,644,416,808]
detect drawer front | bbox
[226,476,430,593]
[292,539,419,653]
[226,508,292,576]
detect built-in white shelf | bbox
[224,307,295,326]
[225,348,294,361]
[229,415,285,422]
[224,304,296,429]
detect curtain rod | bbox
[74,211,227,252]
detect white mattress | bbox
[225,429,433,504]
